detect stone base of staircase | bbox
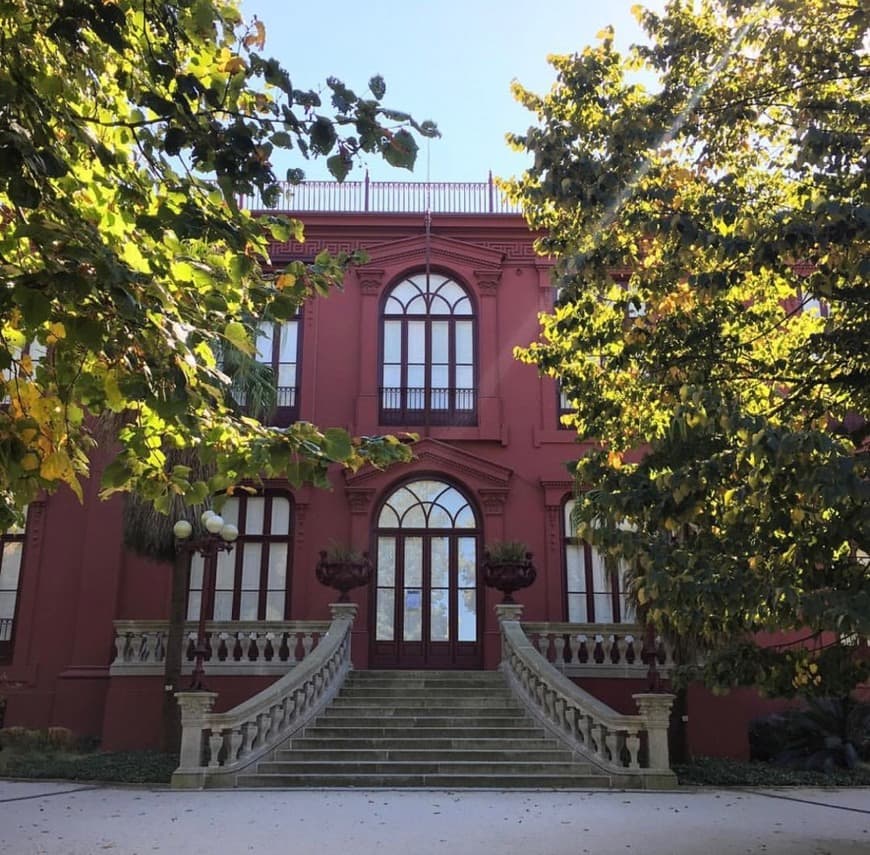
[237,670,611,789]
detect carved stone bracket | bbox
[356,268,386,296]
[473,268,502,296]
[477,488,509,515]
[345,488,376,515]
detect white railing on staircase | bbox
[498,605,676,788]
[111,620,330,676]
[521,622,677,677]
[171,603,356,788]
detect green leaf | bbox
[382,129,418,170]
[369,75,386,99]
[322,427,353,461]
[326,154,351,182]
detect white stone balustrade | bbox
[521,621,677,677]
[172,603,357,789]
[110,620,330,676]
[499,606,676,789]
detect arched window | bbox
[187,492,293,622]
[563,499,634,623]
[380,272,476,426]
[373,479,481,668]
[0,511,27,662]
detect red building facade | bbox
[1,181,783,759]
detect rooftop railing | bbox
[239,172,522,214]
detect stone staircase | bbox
[237,669,611,788]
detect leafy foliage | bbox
[674,756,870,787]
[507,0,869,697]
[0,1,438,527]
[484,541,532,563]
[750,699,870,771]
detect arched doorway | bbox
[371,479,481,668]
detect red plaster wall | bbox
[4,211,806,759]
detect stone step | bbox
[273,748,576,763]
[328,696,513,709]
[318,713,528,728]
[255,760,590,776]
[287,737,562,751]
[303,725,547,740]
[237,668,616,789]
[237,772,611,789]
[336,686,516,698]
[343,676,508,685]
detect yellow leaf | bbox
[41,450,74,482]
[275,273,296,290]
[223,56,247,74]
[104,371,124,412]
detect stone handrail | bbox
[110,620,330,676]
[521,621,677,677]
[498,606,676,788]
[171,603,356,788]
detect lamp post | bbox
[174,510,239,690]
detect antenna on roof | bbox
[424,137,432,292]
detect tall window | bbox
[255,318,300,426]
[0,512,27,662]
[563,499,634,623]
[380,272,476,426]
[187,493,293,622]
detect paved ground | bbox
[1,781,869,855]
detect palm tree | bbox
[122,337,277,754]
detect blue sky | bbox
[241,0,665,184]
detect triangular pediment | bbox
[345,438,512,492]
[360,234,504,272]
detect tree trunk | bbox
[161,549,190,755]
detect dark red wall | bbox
[2,211,822,757]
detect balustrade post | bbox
[172,691,218,788]
[329,602,359,622]
[633,693,676,771]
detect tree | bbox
[507,0,869,698]
[0,0,439,528]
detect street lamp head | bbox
[173,519,193,540]
[205,513,225,534]
[201,509,216,527]
[220,523,239,542]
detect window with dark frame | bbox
[563,499,634,624]
[255,316,301,427]
[0,511,27,662]
[380,272,477,426]
[187,492,293,622]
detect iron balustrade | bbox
[0,617,12,641]
[379,386,477,426]
[274,385,296,408]
[238,174,521,214]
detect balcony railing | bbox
[110,620,330,676]
[379,386,477,426]
[0,617,12,642]
[521,622,678,677]
[238,173,521,214]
